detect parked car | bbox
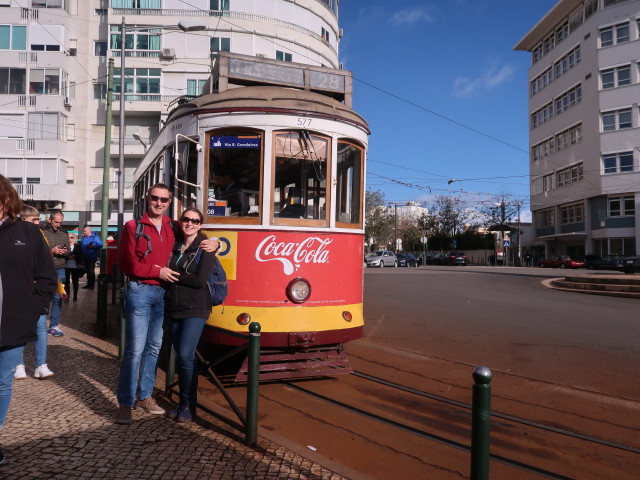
[365,250,398,268]
[431,253,448,265]
[585,255,628,271]
[444,251,469,266]
[618,256,640,274]
[537,255,584,269]
[396,252,418,267]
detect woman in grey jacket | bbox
[164,208,216,423]
[0,175,57,464]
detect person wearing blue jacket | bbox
[80,225,103,290]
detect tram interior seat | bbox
[278,203,306,218]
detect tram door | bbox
[173,143,201,214]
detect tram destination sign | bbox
[229,58,304,87]
[210,135,261,149]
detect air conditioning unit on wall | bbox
[161,48,176,59]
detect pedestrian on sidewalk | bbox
[115,184,218,425]
[80,225,102,290]
[164,208,216,423]
[0,175,57,464]
[65,231,83,301]
[13,205,65,381]
[41,211,68,337]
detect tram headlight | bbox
[286,278,311,304]
[236,312,251,325]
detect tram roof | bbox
[167,86,370,133]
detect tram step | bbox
[235,350,352,382]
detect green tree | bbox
[431,195,471,237]
[364,190,393,252]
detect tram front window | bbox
[207,132,261,218]
[274,131,328,223]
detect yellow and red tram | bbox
[133,54,369,376]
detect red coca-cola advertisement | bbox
[212,230,364,308]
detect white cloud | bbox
[452,63,517,98]
[389,7,434,26]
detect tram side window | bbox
[335,140,363,225]
[274,132,328,222]
[208,132,261,218]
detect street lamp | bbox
[116,17,207,238]
[132,133,147,152]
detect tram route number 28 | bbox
[297,117,312,127]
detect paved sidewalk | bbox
[2,286,346,479]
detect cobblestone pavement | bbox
[2,284,346,480]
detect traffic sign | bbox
[503,239,511,247]
[420,236,428,244]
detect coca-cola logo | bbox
[255,235,332,275]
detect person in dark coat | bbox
[0,174,57,464]
[164,208,216,423]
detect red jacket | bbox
[118,213,176,285]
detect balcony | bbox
[13,182,68,204]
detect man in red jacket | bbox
[116,183,221,424]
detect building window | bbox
[603,0,632,7]
[93,83,106,100]
[110,26,161,52]
[600,23,629,47]
[0,68,26,94]
[603,152,634,174]
[530,66,553,96]
[321,27,330,42]
[537,209,554,228]
[543,174,553,192]
[608,196,635,217]
[111,0,161,7]
[556,163,583,188]
[210,0,229,10]
[554,84,581,115]
[210,36,230,52]
[186,79,206,96]
[94,41,107,57]
[114,68,160,99]
[276,50,292,62]
[31,0,64,7]
[531,136,555,162]
[601,65,631,89]
[28,112,63,139]
[602,108,632,131]
[555,123,582,152]
[554,46,580,79]
[0,25,26,51]
[29,68,62,95]
[531,102,554,129]
[561,203,584,224]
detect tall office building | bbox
[0,0,340,232]
[515,0,640,259]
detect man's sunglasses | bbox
[180,216,202,225]
[148,194,170,204]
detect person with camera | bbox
[41,211,69,337]
[81,225,102,291]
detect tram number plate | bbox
[297,117,311,127]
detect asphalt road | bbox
[362,265,640,402]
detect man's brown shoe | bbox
[136,397,165,415]
[115,406,132,425]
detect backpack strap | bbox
[135,219,153,258]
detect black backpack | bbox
[134,218,180,258]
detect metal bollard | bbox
[245,321,261,446]
[96,273,109,337]
[471,366,492,480]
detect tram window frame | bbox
[204,128,264,225]
[271,130,331,228]
[335,139,364,228]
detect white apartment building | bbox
[0,0,340,232]
[515,0,640,259]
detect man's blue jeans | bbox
[169,317,206,407]
[0,345,25,429]
[49,268,65,328]
[117,282,165,408]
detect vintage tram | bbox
[132,53,369,378]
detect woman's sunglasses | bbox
[180,216,202,225]
[148,194,170,204]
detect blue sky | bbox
[338,1,559,221]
